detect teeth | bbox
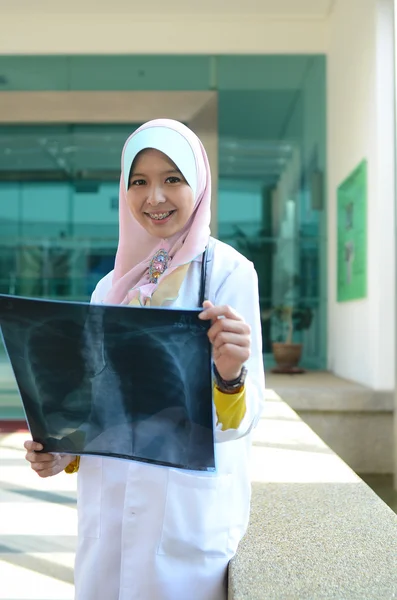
[149,211,172,220]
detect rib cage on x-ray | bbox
[83,311,212,466]
[0,295,215,471]
[27,317,88,441]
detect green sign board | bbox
[337,160,367,302]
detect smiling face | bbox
[126,148,196,239]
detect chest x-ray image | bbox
[0,294,215,471]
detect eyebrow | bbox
[130,169,182,177]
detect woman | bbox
[24,119,265,600]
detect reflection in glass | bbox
[217,56,326,369]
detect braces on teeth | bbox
[150,212,172,220]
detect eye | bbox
[130,179,146,186]
[165,176,181,184]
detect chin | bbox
[143,218,186,239]
[149,225,179,238]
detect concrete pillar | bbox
[189,95,218,237]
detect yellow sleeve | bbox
[64,456,80,474]
[213,386,246,431]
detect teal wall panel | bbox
[0,57,70,90]
[69,56,212,90]
[0,56,212,91]
[217,55,311,90]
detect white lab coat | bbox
[74,238,265,600]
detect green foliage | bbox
[271,305,313,344]
[233,226,313,344]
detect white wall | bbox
[327,0,395,388]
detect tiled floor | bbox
[0,431,77,600]
[0,358,24,422]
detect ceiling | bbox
[0,0,335,17]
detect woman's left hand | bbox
[199,300,251,381]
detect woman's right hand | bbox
[24,440,75,478]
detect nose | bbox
[146,185,166,206]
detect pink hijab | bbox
[105,119,211,305]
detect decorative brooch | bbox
[148,249,170,284]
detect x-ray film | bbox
[0,295,214,471]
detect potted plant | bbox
[269,304,313,373]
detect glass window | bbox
[0,55,326,391]
[217,56,326,370]
[0,125,136,306]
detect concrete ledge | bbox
[300,412,394,474]
[265,371,394,474]
[229,390,397,599]
[266,371,394,412]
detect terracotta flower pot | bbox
[272,342,304,374]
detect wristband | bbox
[213,364,247,394]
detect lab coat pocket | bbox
[158,469,232,558]
[77,456,102,539]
